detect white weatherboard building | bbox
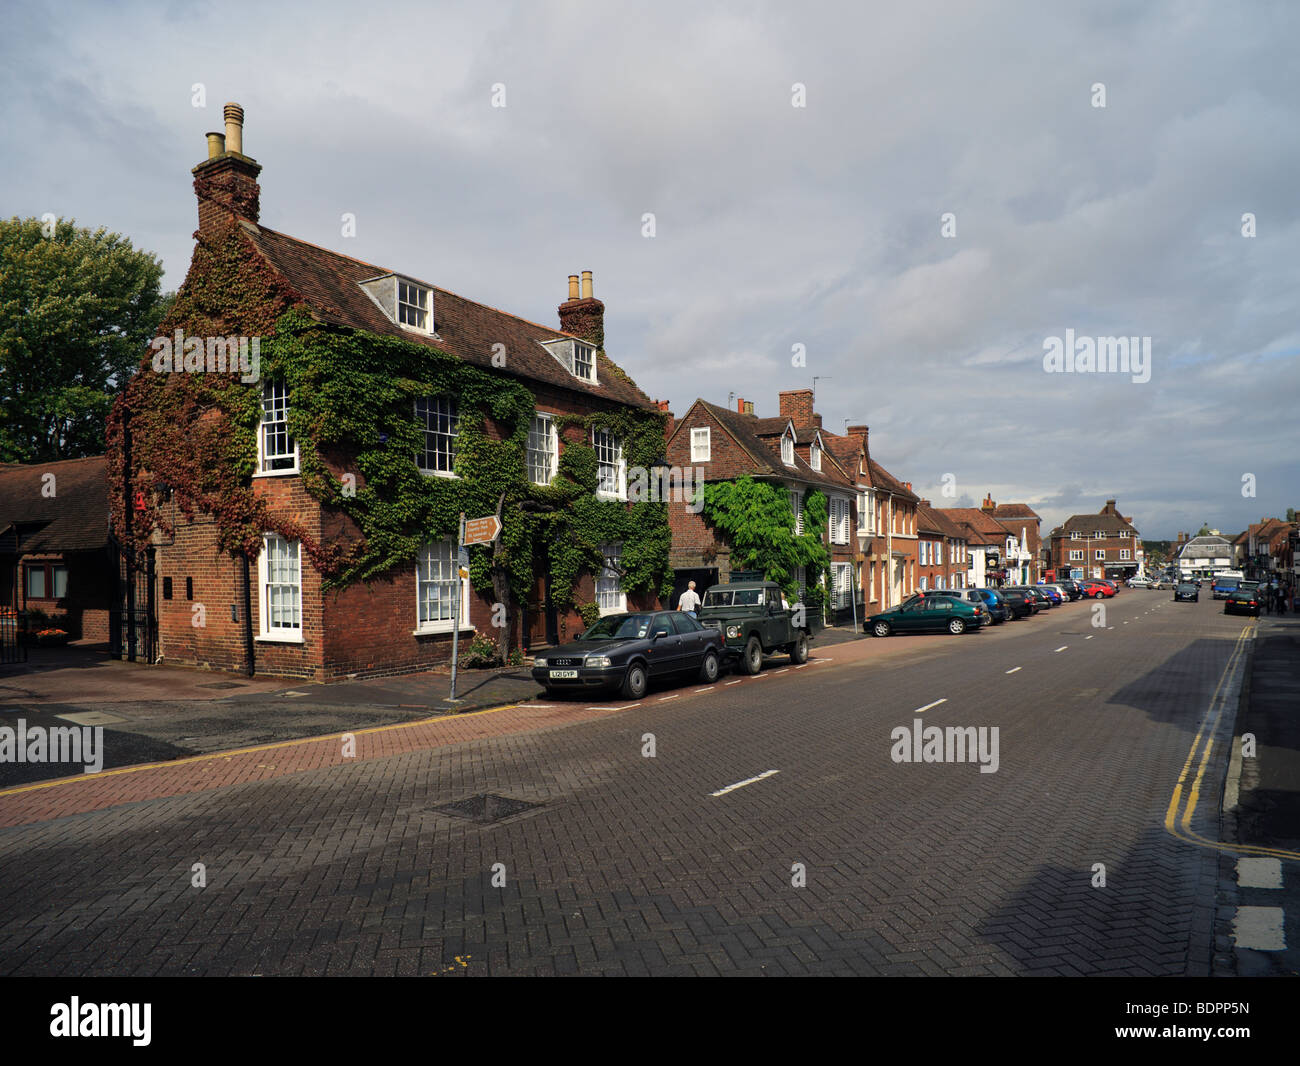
[1176,534,1234,579]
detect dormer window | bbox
[810,444,821,471]
[781,434,794,466]
[398,281,430,331]
[540,338,599,384]
[574,342,595,381]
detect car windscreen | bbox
[580,613,656,640]
[705,588,763,607]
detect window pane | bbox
[52,566,68,598]
[26,567,46,599]
[416,397,459,473]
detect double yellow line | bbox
[1164,622,1300,861]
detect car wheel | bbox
[948,617,967,635]
[1094,592,1104,599]
[872,620,892,638]
[621,662,648,700]
[742,635,763,675]
[790,632,809,664]
[698,649,720,684]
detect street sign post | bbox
[449,513,466,703]
[463,515,502,546]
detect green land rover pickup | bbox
[695,580,812,674]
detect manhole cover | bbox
[431,794,543,824]
[198,681,247,689]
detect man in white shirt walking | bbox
[677,580,701,617]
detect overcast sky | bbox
[4,0,1297,539]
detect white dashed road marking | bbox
[711,769,780,798]
[913,699,947,714]
[725,679,744,686]
[1005,667,1021,674]
[658,695,679,702]
[1233,907,1286,951]
[1054,646,1068,653]
[1237,858,1283,889]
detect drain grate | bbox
[431,793,542,824]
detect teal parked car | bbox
[866,594,989,637]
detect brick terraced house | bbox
[916,502,969,592]
[108,104,669,680]
[1046,499,1142,582]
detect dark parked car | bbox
[1174,583,1199,602]
[1009,586,1051,610]
[1056,579,1084,600]
[998,589,1036,618]
[1223,590,1260,616]
[531,610,725,699]
[868,594,989,636]
[696,580,811,674]
[922,588,1010,623]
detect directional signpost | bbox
[449,513,503,703]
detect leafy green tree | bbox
[0,217,169,462]
[701,476,830,597]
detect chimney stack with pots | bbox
[193,101,261,232]
[558,269,605,348]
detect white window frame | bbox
[415,396,459,477]
[691,427,711,463]
[832,562,853,608]
[781,433,794,466]
[790,490,804,535]
[593,428,626,500]
[1070,531,1082,540]
[858,490,876,534]
[1119,530,1131,539]
[573,341,596,382]
[596,542,626,614]
[1120,549,1131,561]
[257,534,303,642]
[257,380,299,475]
[1069,549,1084,561]
[1095,549,1106,560]
[1094,530,1107,539]
[414,538,471,635]
[527,412,558,485]
[829,497,850,545]
[398,279,432,333]
[810,444,821,471]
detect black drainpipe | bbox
[241,553,255,677]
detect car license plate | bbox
[548,669,578,679]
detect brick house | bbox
[937,507,1019,587]
[916,502,969,591]
[0,456,113,644]
[1046,500,1142,581]
[663,392,861,622]
[982,498,1042,584]
[108,104,668,680]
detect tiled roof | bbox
[989,503,1040,521]
[918,504,965,539]
[691,401,854,494]
[939,507,1011,546]
[1053,512,1140,536]
[240,222,655,411]
[0,456,109,553]
[866,459,918,502]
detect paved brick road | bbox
[0,591,1254,975]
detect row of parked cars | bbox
[864,577,1119,637]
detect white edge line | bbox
[913,698,947,714]
[658,694,680,701]
[710,769,780,798]
[725,679,744,686]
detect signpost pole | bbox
[449,512,465,703]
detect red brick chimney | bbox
[845,424,870,456]
[654,399,674,438]
[192,102,261,232]
[558,270,605,348]
[981,493,996,512]
[778,389,815,429]
[1101,499,1118,515]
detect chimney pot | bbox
[223,102,244,155]
[737,397,746,413]
[206,131,226,159]
[567,274,580,301]
[580,270,593,300]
